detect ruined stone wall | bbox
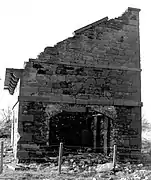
[16,7,142,160]
[20,8,141,102]
[20,62,140,103]
[16,102,141,160]
[37,8,140,69]
[114,106,141,159]
[17,101,49,160]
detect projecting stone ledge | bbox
[30,59,142,72]
[128,7,141,12]
[18,95,142,107]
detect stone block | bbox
[20,87,38,96]
[123,139,130,147]
[76,99,88,105]
[62,95,76,103]
[63,106,86,112]
[114,99,124,106]
[87,98,101,105]
[96,78,105,85]
[18,122,23,129]
[17,150,29,159]
[129,20,138,26]
[18,128,24,134]
[76,94,89,100]
[130,137,140,146]
[123,100,138,106]
[19,133,33,142]
[130,150,141,160]
[21,143,39,150]
[20,115,34,122]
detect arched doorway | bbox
[48,106,116,155]
[49,111,93,148]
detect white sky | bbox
[0,0,150,121]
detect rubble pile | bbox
[61,152,111,173]
[11,152,112,172]
[1,138,151,180]
[5,159,151,180]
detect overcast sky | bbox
[0,0,150,121]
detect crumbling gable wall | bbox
[16,7,142,161]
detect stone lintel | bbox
[18,95,142,107]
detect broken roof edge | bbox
[74,16,108,35]
[74,7,141,35]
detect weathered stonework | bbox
[4,7,142,161]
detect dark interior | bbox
[48,110,112,154]
[49,111,93,148]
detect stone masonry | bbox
[4,7,142,161]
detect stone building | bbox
[4,7,142,161]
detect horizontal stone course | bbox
[21,62,141,102]
[18,95,142,107]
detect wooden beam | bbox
[93,116,98,152]
[104,117,109,155]
[0,141,4,174]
